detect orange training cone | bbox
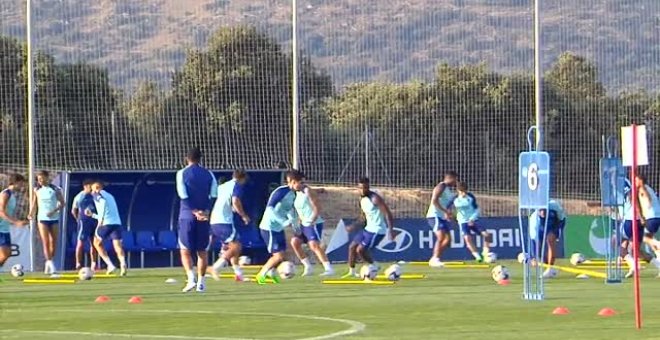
[95,295,110,303]
[552,307,570,315]
[598,308,616,317]
[498,279,510,286]
[128,296,143,304]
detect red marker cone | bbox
[128,296,143,304]
[95,295,110,303]
[598,308,616,317]
[498,279,510,286]
[552,307,570,315]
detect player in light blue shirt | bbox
[289,172,334,277]
[209,169,250,282]
[85,180,128,276]
[343,177,394,278]
[255,170,299,284]
[529,199,567,278]
[0,174,28,272]
[28,170,65,275]
[71,178,98,270]
[635,174,660,277]
[449,182,492,263]
[426,171,458,267]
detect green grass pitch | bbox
[1,260,658,339]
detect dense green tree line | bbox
[1,26,658,198]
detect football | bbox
[384,264,402,281]
[359,264,378,280]
[78,267,94,280]
[238,256,251,266]
[491,265,510,282]
[10,264,24,278]
[277,261,296,279]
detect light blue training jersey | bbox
[294,185,324,227]
[92,190,122,226]
[0,189,17,233]
[259,185,297,232]
[210,179,244,225]
[641,185,660,220]
[35,184,61,221]
[426,182,457,219]
[623,192,635,221]
[548,200,566,221]
[450,193,480,224]
[361,191,387,235]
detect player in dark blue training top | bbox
[176,147,218,293]
[71,178,98,270]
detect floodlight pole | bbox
[292,0,300,170]
[534,0,544,150]
[26,0,36,272]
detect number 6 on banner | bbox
[519,152,550,209]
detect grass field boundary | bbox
[2,308,366,340]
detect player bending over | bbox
[619,183,658,278]
[635,174,660,277]
[530,199,566,279]
[426,171,458,267]
[342,177,395,278]
[289,172,334,276]
[450,182,492,263]
[208,169,250,282]
[29,170,65,275]
[71,179,98,270]
[176,148,218,292]
[0,174,29,272]
[85,180,127,276]
[255,171,299,284]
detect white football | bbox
[491,265,510,282]
[238,256,251,266]
[277,261,295,279]
[78,267,93,281]
[359,264,378,281]
[570,253,585,266]
[484,252,497,263]
[517,252,528,264]
[10,264,24,278]
[384,264,402,281]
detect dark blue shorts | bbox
[0,232,10,247]
[353,230,385,249]
[210,223,238,245]
[538,219,566,241]
[178,218,210,251]
[77,219,97,241]
[644,218,660,235]
[260,229,287,254]
[294,223,323,244]
[95,224,122,241]
[460,222,483,236]
[39,220,58,228]
[621,220,644,241]
[427,217,451,233]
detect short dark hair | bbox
[82,178,94,186]
[456,181,468,191]
[233,169,248,180]
[358,177,370,185]
[8,174,26,185]
[92,179,105,186]
[186,147,202,163]
[636,172,647,183]
[286,169,304,182]
[37,170,49,178]
[445,171,459,178]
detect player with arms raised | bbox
[71,179,98,270]
[0,174,29,272]
[85,180,128,276]
[426,171,458,267]
[176,148,218,292]
[289,173,334,276]
[255,170,299,284]
[342,178,395,278]
[208,169,250,282]
[450,182,492,262]
[29,170,65,275]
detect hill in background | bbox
[1,0,659,92]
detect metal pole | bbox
[365,124,370,179]
[111,110,118,168]
[534,0,543,150]
[291,0,300,170]
[26,0,36,272]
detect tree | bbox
[545,52,605,100]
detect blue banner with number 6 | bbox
[519,152,550,209]
[600,158,625,207]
